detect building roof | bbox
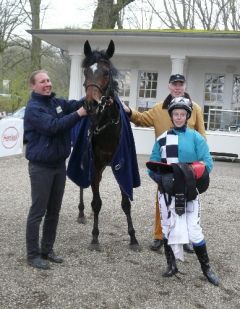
[27,29,240,59]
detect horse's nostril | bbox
[83,99,101,115]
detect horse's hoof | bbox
[129,243,141,252]
[88,243,102,252]
[77,216,86,224]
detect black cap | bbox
[169,74,185,83]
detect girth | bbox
[171,163,197,216]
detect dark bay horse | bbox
[67,40,140,251]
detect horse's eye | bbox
[103,70,109,77]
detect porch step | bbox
[210,152,239,162]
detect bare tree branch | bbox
[0,0,28,52]
[144,0,239,30]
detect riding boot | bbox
[162,238,178,277]
[193,243,220,286]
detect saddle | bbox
[146,161,210,215]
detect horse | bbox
[67,40,141,251]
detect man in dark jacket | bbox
[24,70,87,270]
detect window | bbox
[137,71,158,112]
[204,74,224,129]
[204,105,222,130]
[118,70,131,106]
[205,107,240,132]
[232,75,240,109]
[204,74,224,104]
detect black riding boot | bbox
[162,239,178,277]
[193,243,220,286]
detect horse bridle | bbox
[83,81,112,115]
[91,96,120,135]
[83,70,119,134]
[85,83,104,95]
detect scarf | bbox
[157,129,179,164]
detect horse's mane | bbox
[82,49,119,96]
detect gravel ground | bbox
[0,153,240,309]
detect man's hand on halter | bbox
[120,99,131,113]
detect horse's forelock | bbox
[82,50,109,68]
[82,49,119,96]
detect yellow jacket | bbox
[130,101,206,138]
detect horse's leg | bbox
[89,171,102,251]
[77,187,86,224]
[121,190,141,251]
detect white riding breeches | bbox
[159,192,204,260]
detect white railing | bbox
[207,108,240,132]
[131,125,240,159]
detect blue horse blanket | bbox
[67,96,140,201]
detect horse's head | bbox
[82,40,118,115]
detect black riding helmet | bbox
[168,97,193,119]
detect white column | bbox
[170,56,186,75]
[69,54,83,99]
[129,69,139,110]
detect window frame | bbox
[136,71,158,112]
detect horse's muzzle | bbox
[83,100,99,115]
[83,96,113,115]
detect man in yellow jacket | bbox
[122,74,206,252]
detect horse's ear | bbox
[105,40,115,59]
[84,40,92,57]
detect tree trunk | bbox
[29,0,41,70]
[92,0,135,29]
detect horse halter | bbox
[83,77,114,115]
[83,96,113,116]
[83,87,114,116]
[83,94,119,140]
[85,83,104,95]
